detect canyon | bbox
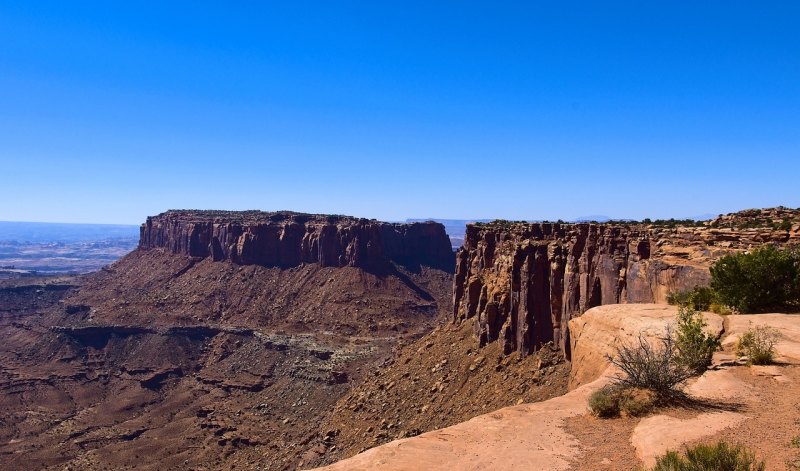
[0,211,455,470]
[0,207,798,470]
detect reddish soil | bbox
[0,248,454,471]
[563,361,800,470]
[306,322,569,468]
[69,249,453,337]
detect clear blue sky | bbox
[1,2,798,224]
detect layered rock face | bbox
[454,223,657,357]
[139,210,454,271]
[453,208,800,358]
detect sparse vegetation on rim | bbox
[608,327,693,396]
[650,442,766,471]
[674,306,721,374]
[667,286,718,312]
[710,245,800,313]
[736,324,780,365]
[592,307,721,418]
[668,245,800,315]
[588,385,656,418]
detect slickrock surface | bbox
[630,312,800,468]
[315,305,800,471]
[312,378,603,471]
[453,207,800,357]
[632,412,748,468]
[568,305,723,389]
[311,305,669,471]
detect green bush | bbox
[708,302,733,315]
[588,386,621,418]
[675,306,721,374]
[667,286,718,311]
[588,385,655,418]
[651,442,765,471]
[710,246,800,313]
[736,325,779,365]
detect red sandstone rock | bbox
[139,210,454,271]
[452,208,800,358]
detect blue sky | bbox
[1,1,798,224]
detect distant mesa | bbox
[140,209,455,272]
[406,218,494,251]
[573,215,612,223]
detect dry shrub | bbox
[651,441,765,471]
[588,385,656,419]
[736,324,780,365]
[608,327,692,397]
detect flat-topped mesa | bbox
[139,210,454,271]
[453,210,800,359]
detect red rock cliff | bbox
[139,210,454,271]
[452,208,800,358]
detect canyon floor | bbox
[3,277,799,470]
[0,250,570,471]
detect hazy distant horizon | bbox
[0,208,760,227]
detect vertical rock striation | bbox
[453,208,800,358]
[452,222,716,358]
[139,210,454,271]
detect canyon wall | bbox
[453,208,800,358]
[139,210,454,271]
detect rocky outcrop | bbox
[313,306,800,470]
[453,208,800,358]
[453,222,691,357]
[139,210,454,271]
[566,304,723,389]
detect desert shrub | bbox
[675,306,721,374]
[708,302,733,315]
[619,388,656,417]
[588,386,655,418]
[667,286,718,311]
[710,246,800,313]
[588,385,621,418]
[608,328,692,397]
[651,442,765,471]
[736,325,780,365]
